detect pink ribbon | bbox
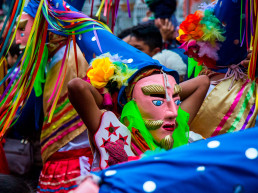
[211,79,250,137]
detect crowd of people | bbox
[0,0,257,192]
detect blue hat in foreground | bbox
[95,126,258,192]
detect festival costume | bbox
[92,111,135,170]
[191,77,258,138]
[0,0,114,192]
[37,41,93,193]
[37,0,258,192]
[44,0,191,168]
[22,0,190,170]
[1,0,257,193]
[177,0,258,137]
[16,1,94,192]
[90,105,190,170]
[38,147,92,193]
[121,101,189,153]
[40,35,89,163]
[37,26,94,193]
[79,31,189,169]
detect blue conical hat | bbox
[65,0,86,11]
[46,0,179,107]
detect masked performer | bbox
[177,0,258,138]
[14,1,94,192]
[64,0,209,169]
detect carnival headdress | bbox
[47,0,184,150]
[45,0,179,108]
[24,0,86,36]
[177,0,254,74]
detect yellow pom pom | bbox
[87,57,115,88]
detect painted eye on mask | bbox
[152,100,164,106]
[175,100,181,106]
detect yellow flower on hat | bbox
[87,57,115,89]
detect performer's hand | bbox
[72,177,99,193]
[155,18,175,42]
[180,75,210,124]
[241,50,252,68]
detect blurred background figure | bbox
[0,0,4,16]
[0,174,33,193]
[6,43,20,69]
[118,23,187,82]
[121,24,162,57]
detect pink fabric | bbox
[104,139,128,166]
[131,142,143,156]
[103,92,113,107]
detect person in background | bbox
[67,4,209,168]
[6,43,20,68]
[122,24,162,57]
[4,0,92,192]
[143,0,178,48]
[5,43,21,81]
[0,174,33,193]
[176,0,258,137]
[119,24,187,82]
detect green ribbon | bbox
[227,81,255,133]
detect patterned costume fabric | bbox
[37,38,92,193]
[38,148,93,193]
[96,126,258,193]
[191,77,257,138]
[40,37,89,163]
[92,111,135,170]
[23,1,93,192]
